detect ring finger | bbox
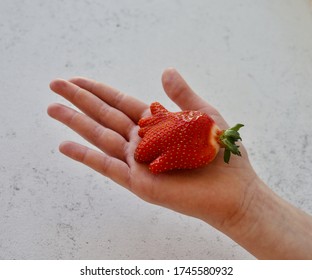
[47,103,128,162]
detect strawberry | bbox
[134,102,243,174]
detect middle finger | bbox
[50,79,134,141]
[47,103,128,162]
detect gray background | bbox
[1,0,311,259]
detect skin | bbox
[48,68,312,259]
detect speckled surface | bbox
[1,0,312,260]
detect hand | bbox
[47,68,258,232]
[48,68,312,259]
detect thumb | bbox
[161,68,228,127]
[161,68,209,111]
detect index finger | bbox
[69,77,149,123]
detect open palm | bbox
[48,68,257,232]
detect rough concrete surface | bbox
[0,0,312,259]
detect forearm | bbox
[224,178,312,259]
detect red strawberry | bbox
[134,102,243,174]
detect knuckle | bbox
[98,103,111,120]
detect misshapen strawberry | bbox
[134,102,243,174]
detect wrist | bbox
[222,177,312,259]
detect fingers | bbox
[68,77,149,123]
[59,141,130,188]
[47,103,127,161]
[49,79,134,140]
[161,68,219,114]
[162,68,229,128]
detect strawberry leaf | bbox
[224,148,231,163]
[219,124,244,163]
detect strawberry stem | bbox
[219,124,244,163]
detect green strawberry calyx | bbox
[218,123,244,164]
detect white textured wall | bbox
[1,0,312,259]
